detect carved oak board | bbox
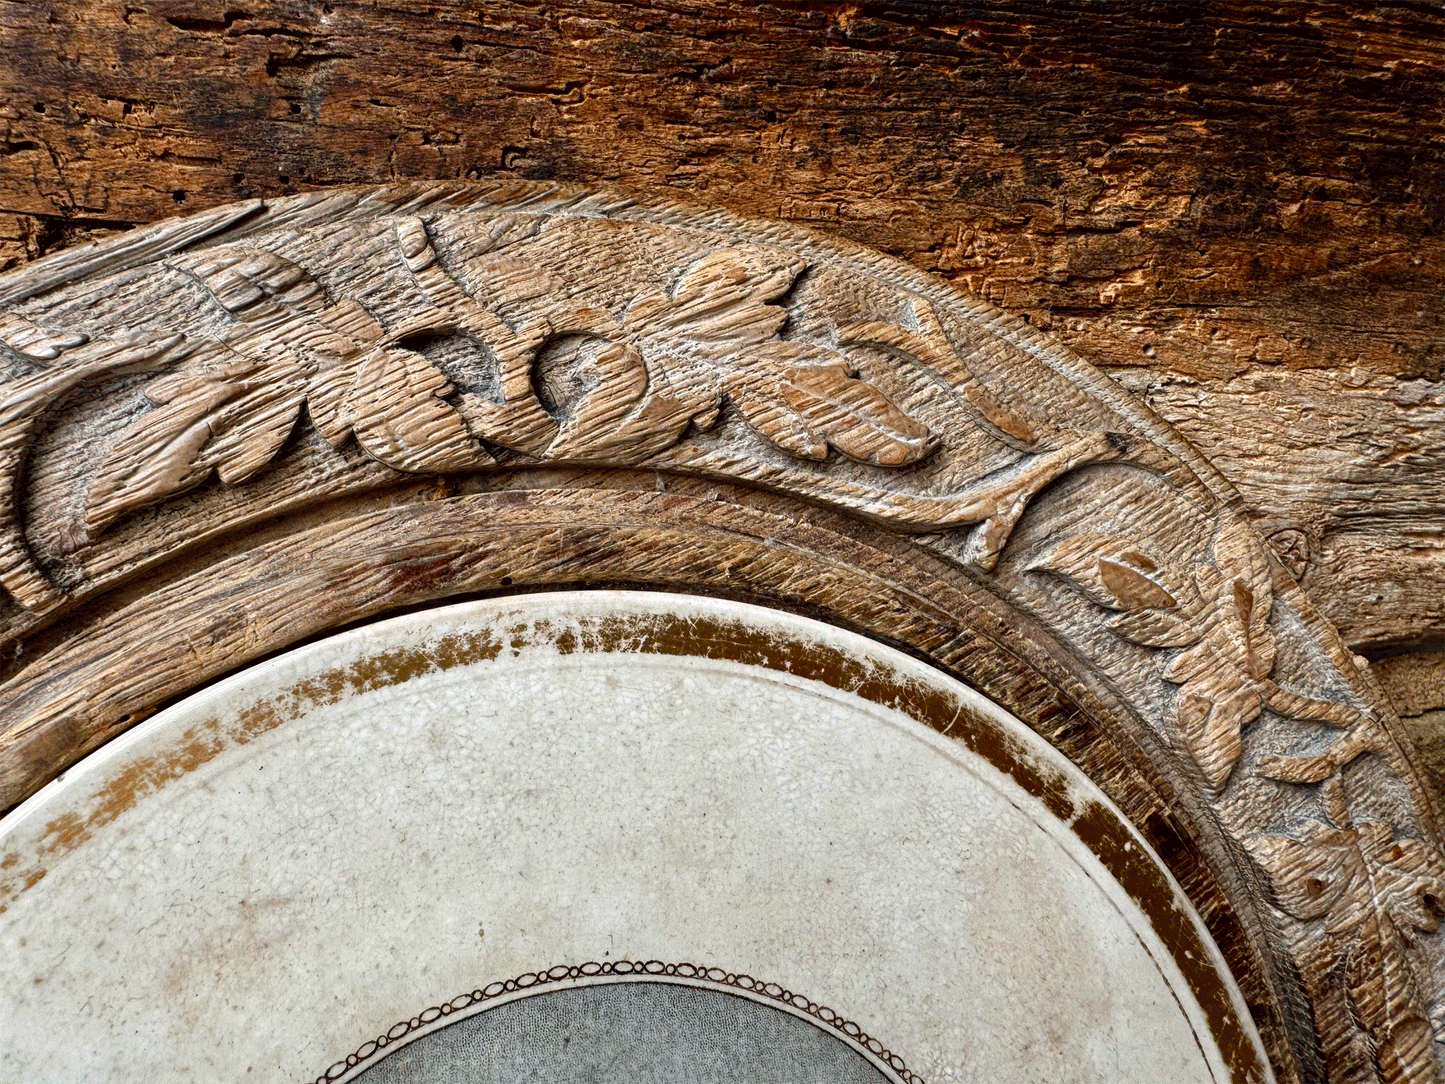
[0,183,1439,1084]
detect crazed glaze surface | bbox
[0,591,1268,1083]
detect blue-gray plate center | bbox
[351,980,897,1084]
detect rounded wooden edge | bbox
[2,588,1273,1084]
[0,474,1311,1081]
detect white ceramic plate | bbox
[0,591,1270,1083]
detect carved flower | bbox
[1031,521,1275,789]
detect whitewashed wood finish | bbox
[0,183,1440,1084]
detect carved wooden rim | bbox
[0,182,1439,1084]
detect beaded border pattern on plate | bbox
[315,959,924,1084]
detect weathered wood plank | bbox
[2,0,1439,653]
[1,1,1438,378]
[1108,364,1445,651]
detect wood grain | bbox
[1,0,1438,650]
[0,183,1439,1082]
[1,4,1443,1075]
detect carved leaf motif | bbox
[0,327,186,604]
[624,247,801,345]
[1250,822,1445,1084]
[84,242,494,532]
[1209,517,1277,681]
[1031,526,1277,789]
[86,353,306,532]
[842,300,1050,451]
[542,340,721,462]
[1034,535,1189,613]
[727,342,934,466]
[180,247,327,316]
[1098,556,1179,610]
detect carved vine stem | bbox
[0,193,1440,1084]
[0,223,1128,607]
[840,298,1125,567]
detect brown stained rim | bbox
[1,592,1270,1084]
[0,480,1303,1080]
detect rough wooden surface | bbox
[0,183,1442,1083]
[1,0,1440,648]
[1,1,1438,374]
[5,0,1442,789]
[1377,654,1445,804]
[0,4,1442,1076]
